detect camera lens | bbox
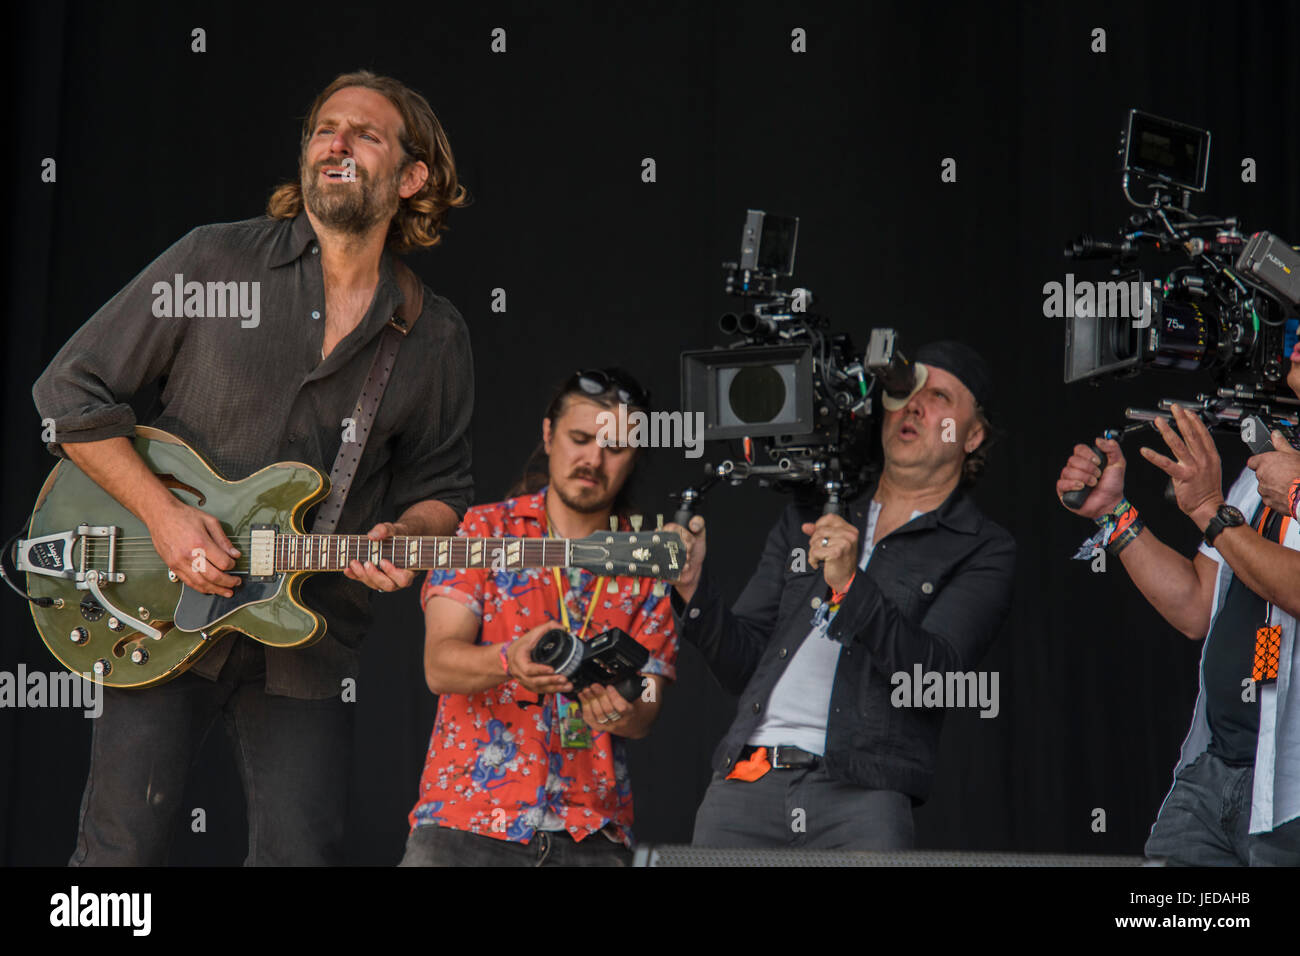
[530,629,583,677]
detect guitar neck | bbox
[273,534,570,572]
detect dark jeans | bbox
[70,636,354,866]
[692,764,914,849]
[399,823,632,867]
[1145,750,1300,866]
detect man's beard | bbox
[300,157,401,234]
[552,470,615,515]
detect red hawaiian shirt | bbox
[408,489,679,847]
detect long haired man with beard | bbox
[32,71,473,865]
[401,370,679,866]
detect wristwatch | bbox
[1203,504,1246,548]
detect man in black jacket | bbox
[668,341,1016,849]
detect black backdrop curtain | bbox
[4,0,1299,863]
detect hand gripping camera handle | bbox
[672,488,702,529]
[1060,443,1104,511]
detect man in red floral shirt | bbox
[399,369,678,866]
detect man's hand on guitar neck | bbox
[345,521,418,592]
[62,436,242,598]
[346,500,459,592]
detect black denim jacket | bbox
[675,482,1015,803]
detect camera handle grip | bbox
[672,487,703,528]
[613,675,643,702]
[1061,443,1104,511]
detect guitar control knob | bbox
[107,617,125,631]
[69,627,89,645]
[92,658,112,677]
[79,596,104,621]
[130,647,149,665]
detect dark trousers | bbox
[1144,750,1300,866]
[70,636,354,866]
[692,765,914,849]
[399,823,632,867]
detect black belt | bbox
[742,744,821,769]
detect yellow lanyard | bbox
[546,513,606,641]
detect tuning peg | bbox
[610,516,618,531]
[631,514,643,531]
[633,578,641,595]
[607,580,619,594]
[652,582,666,597]
[656,513,664,530]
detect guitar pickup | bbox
[247,524,278,581]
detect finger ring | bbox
[821,537,830,547]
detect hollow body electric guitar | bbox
[14,427,684,689]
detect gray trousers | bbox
[400,823,631,867]
[692,764,914,850]
[1145,750,1300,866]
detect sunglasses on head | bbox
[572,368,650,408]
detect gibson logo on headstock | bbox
[666,541,681,570]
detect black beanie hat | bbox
[913,340,993,413]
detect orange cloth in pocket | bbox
[726,746,772,782]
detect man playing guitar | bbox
[31,70,473,865]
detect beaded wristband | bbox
[1288,477,1300,519]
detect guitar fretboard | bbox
[274,535,569,572]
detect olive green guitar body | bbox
[23,427,329,689]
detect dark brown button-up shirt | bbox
[32,212,474,698]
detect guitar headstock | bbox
[569,531,684,581]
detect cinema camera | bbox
[673,210,918,522]
[1061,109,1300,509]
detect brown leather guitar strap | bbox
[310,258,424,535]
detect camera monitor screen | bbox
[1123,109,1211,193]
[682,345,815,440]
[739,210,799,277]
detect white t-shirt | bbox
[747,501,924,755]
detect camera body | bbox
[530,627,650,702]
[679,210,919,510]
[1065,110,1300,395]
[1061,110,1300,447]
